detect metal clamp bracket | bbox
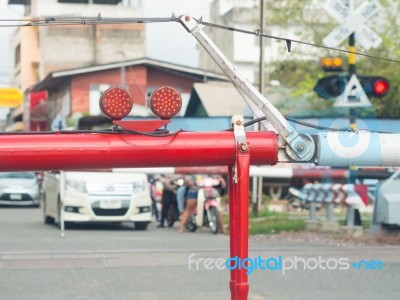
[232,115,247,183]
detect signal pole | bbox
[348,33,356,76]
[348,32,357,133]
[348,31,362,227]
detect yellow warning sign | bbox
[0,88,23,108]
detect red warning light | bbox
[99,87,133,120]
[149,86,182,120]
[373,80,389,96]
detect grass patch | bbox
[222,213,229,225]
[249,218,305,235]
[249,209,288,219]
[338,219,371,229]
[222,208,305,235]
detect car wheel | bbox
[43,195,55,224]
[135,222,149,230]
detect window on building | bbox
[89,84,110,115]
[47,27,92,38]
[147,87,156,99]
[25,0,31,16]
[99,29,141,39]
[58,0,89,4]
[93,0,122,4]
[15,44,21,65]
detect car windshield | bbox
[0,172,36,179]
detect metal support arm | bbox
[179,15,315,162]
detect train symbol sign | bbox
[323,0,382,50]
[334,74,372,107]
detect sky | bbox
[0,0,213,87]
[0,2,23,87]
[143,0,213,67]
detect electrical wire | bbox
[195,19,400,65]
[0,129,116,135]
[0,14,398,64]
[113,128,185,137]
[0,128,185,137]
[0,14,179,27]
[1,14,398,135]
[286,116,394,133]
[284,117,353,132]
[239,116,393,134]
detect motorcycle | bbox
[186,185,221,234]
[166,196,180,227]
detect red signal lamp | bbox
[149,86,182,120]
[359,76,390,98]
[373,80,389,96]
[99,87,133,120]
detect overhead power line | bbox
[0,13,398,64]
[195,19,400,65]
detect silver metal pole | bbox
[346,206,355,227]
[326,203,334,222]
[60,171,65,238]
[309,202,317,221]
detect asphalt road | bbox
[0,207,399,300]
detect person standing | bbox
[148,176,160,223]
[176,179,186,215]
[215,175,227,233]
[179,176,198,233]
[157,175,177,228]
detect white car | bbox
[42,171,151,230]
[0,172,41,207]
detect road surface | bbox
[0,207,399,300]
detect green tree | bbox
[264,0,400,117]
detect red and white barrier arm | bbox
[0,131,278,172]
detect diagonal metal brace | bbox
[179,15,315,162]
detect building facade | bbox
[8,0,145,92]
[28,58,227,130]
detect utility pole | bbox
[119,51,126,88]
[253,0,265,216]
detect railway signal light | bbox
[314,75,346,99]
[358,76,390,98]
[314,75,390,99]
[99,87,133,120]
[149,86,182,119]
[320,57,343,72]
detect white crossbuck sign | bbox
[323,0,382,50]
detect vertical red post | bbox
[235,143,250,300]
[228,165,238,300]
[228,143,251,300]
